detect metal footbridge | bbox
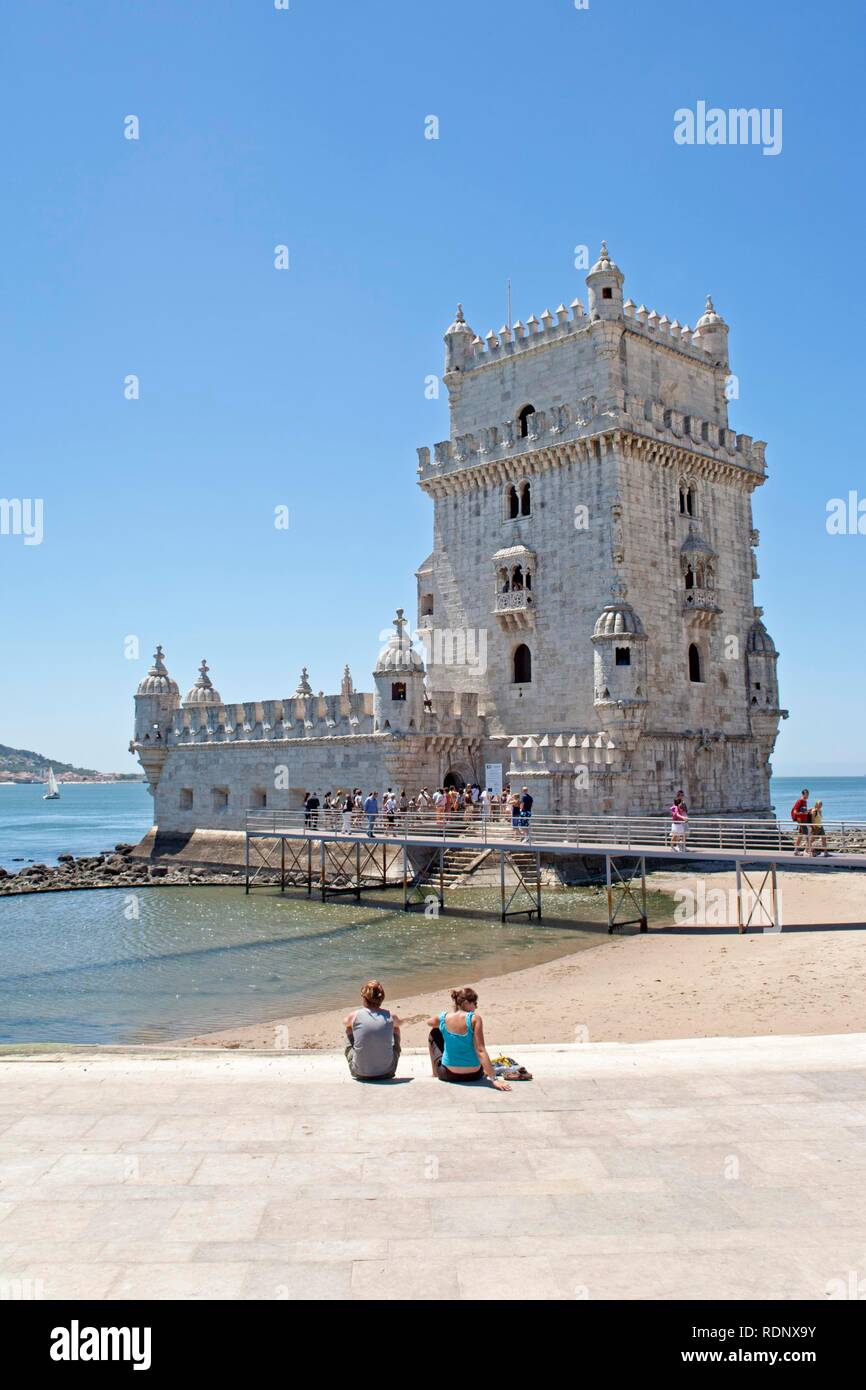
[244,810,866,933]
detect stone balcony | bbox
[682,587,721,624]
[494,588,534,631]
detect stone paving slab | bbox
[0,1035,864,1300]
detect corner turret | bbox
[585,241,624,321]
[132,645,180,793]
[373,609,426,734]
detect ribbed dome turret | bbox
[593,586,646,639]
[374,609,425,673]
[136,645,179,697]
[747,619,777,655]
[184,659,222,706]
[696,295,725,329]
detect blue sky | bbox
[0,0,863,775]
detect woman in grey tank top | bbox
[344,981,402,1080]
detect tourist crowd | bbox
[302,784,535,840]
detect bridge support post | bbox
[356,841,362,902]
[606,854,648,933]
[500,848,506,923]
[245,834,250,895]
[736,861,780,933]
[280,838,285,893]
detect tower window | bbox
[602,287,613,300]
[179,788,193,810]
[688,644,702,683]
[507,485,519,519]
[212,787,229,811]
[420,593,434,617]
[513,644,532,684]
[517,405,535,438]
[520,481,531,516]
[391,681,407,701]
[679,484,695,516]
[249,788,267,809]
[615,646,631,666]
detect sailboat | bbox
[43,767,60,800]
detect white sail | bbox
[44,767,60,798]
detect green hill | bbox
[0,744,141,781]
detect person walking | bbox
[808,799,828,856]
[341,789,354,834]
[792,789,811,855]
[518,786,533,842]
[670,791,688,849]
[304,790,320,830]
[364,791,379,837]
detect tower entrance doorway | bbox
[443,770,466,791]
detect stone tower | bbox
[416,245,786,813]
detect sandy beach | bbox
[178,868,866,1051]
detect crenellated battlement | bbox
[417,391,766,485]
[453,293,719,374]
[170,691,375,745]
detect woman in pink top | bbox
[670,792,688,849]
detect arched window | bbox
[513,644,532,684]
[684,564,694,590]
[391,681,407,702]
[615,646,631,666]
[499,568,510,593]
[679,484,695,517]
[517,405,535,438]
[688,643,702,683]
[507,485,519,519]
[512,565,524,590]
[520,481,531,515]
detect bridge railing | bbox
[245,808,866,856]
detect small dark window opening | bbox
[520,481,531,515]
[602,286,613,300]
[615,646,631,666]
[517,405,535,438]
[684,564,695,590]
[513,644,532,684]
[688,643,702,683]
[420,593,434,617]
[512,565,524,591]
[679,486,694,517]
[391,682,407,702]
[507,485,519,519]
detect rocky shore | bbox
[0,846,245,895]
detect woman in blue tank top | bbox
[427,986,511,1090]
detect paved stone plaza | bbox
[1,1035,864,1301]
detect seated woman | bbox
[427,987,511,1090]
[344,981,401,1080]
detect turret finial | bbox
[455,303,464,323]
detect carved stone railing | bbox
[495,590,532,612]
